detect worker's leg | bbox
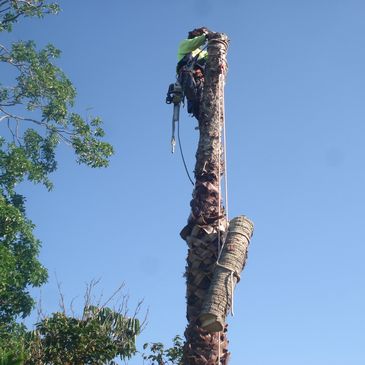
[179,70,197,102]
[192,76,204,119]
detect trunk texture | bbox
[181,32,254,365]
[199,216,254,332]
[181,32,230,365]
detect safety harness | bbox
[166,45,208,151]
[165,44,209,188]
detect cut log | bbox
[199,216,254,332]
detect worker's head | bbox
[188,27,209,39]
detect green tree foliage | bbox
[26,306,141,365]
[0,0,114,347]
[0,192,47,323]
[143,336,183,365]
[0,322,26,363]
[0,0,60,32]
[0,281,144,364]
[0,352,25,365]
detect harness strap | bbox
[177,44,208,74]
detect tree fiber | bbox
[199,216,254,333]
[181,32,254,365]
[181,32,230,365]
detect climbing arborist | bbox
[177,27,212,119]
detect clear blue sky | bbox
[5,0,365,364]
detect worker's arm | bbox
[177,34,207,61]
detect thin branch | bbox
[140,306,149,332]
[0,106,73,134]
[0,43,10,53]
[69,296,78,317]
[0,1,44,23]
[36,289,46,322]
[1,10,22,25]
[83,278,101,310]
[0,102,21,107]
[55,274,66,315]
[7,117,21,145]
[0,106,43,125]
[101,282,126,309]
[16,0,37,4]
[2,57,27,68]
[0,0,10,8]
[1,108,77,150]
[0,6,11,14]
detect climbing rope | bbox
[216,68,237,324]
[217,71,229,251]
[215,261,237,316]
[218,71,229,221]
[177,118,194,186]
[217,71,222,251]
[216,69,233,365]
[221,73,229,221]
[218,331,221,365]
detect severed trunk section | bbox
[181,32,230,365]
[199,216,254,333]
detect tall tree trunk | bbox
[181,32,254,365]
[181,32,230,365]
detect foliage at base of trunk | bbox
[25,306,140,365]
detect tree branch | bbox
[7,117,22,145]
[1,11,22,25]
[0,6,11,14]
[0,0,10,9]
[1,1,45,24]
[0,107,77,147]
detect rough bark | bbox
[181,32,230,365]
[199,216,254,332]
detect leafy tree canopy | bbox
[26,306,141,365]
[0,0,114,339]
[143,336,183,365]
[0,0,60,33]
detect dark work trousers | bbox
[178,69,204,119]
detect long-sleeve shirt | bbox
[177,34,208,62]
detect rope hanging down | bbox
[177,119,194,186]
[217,74,228,215]
[216,71,236,318]
[212,69,230,365]
[217,71,229,243]
[219,72,229,221]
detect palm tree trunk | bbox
[181,32,230,365]
[181,31,254,365]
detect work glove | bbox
[206,31,216,40]
[194,27,212,36]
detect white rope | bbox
[217,73,228,245]
[230,270,235,316]
[217,73,222,255]
[221,74,229,221]
[216,71,237,323]
[218,331,221,365]
[216,261,237,316]
[216,72,223,365]
[216,71,229,257]
[217,72,229,223]
[216,70,231,365]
